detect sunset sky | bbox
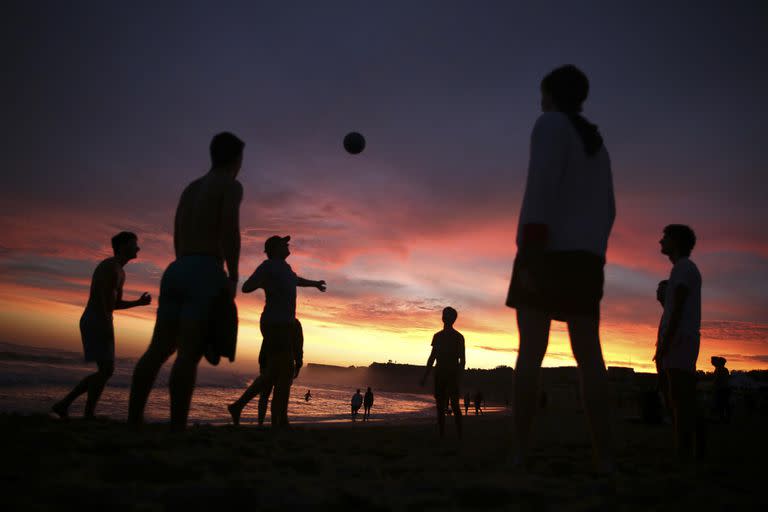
[1,1,766,373]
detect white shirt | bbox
[661,257,702,372]
[516,112,616,257]
[248,259,298,325]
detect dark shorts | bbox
[80,309,114,362]
[156,255,229,323]
[434,368,460,402]
[506,250,604,321]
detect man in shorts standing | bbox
[52,232,151,419]
[421,307,465,438]
[128,132,244,431]
[654,224,702,462]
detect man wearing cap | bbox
[228,235,326,427]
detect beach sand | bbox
[3,408,765,511]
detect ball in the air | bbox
[343,132,366,154]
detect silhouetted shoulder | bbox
[532,112,571,137]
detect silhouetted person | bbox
[351,389,363,421]
[712,356,731,423]
[420,307,465,438]
[464,392,470,415]
[305,389,312,402]
[228,237,323,427]
[254,318,303,427]
[52,232,151,419]
[654,224,702,462]
[505,65,615,472]
[363,387,374,421]
[128,132,244,431]
[474,391,483,415]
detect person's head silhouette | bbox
[264,235,290,260]
[111,231,139,263]
[210,132,245,177]
[442,306,458,327]
[540,65,589,114]
[660,224,696,262]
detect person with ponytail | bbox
[506,65,616,473]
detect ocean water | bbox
[0,342,439,424]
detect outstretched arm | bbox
[297,276,326,292]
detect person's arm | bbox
[241,264,265,294]
[221,181,243,295]
[517,114,568,253]
[115,292,152,309]
[420,345,437,386]
[459,335,466,371]
[297,276,326,292]
[95,263,119,317]
[655,284,690,360]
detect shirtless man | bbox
[128,132,244,431]
[52,232,151,419]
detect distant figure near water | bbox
[305,389,312,402]
[464,391,470,415]
[128,132,244,431]
[654,224,703,462]
[473,391,484,416]
[228,235,325,428]
[505,65,615,472]
[52,232,151,419]
[420,307,465,439]
[351,389,363,421]
[363,387,374,421]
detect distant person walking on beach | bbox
[505,65,615,472]
[464,391,470,415]
[128,132,244,431]
[305,389,312,402]
[654,224,702,462]
[363,387,374,421]
[228,236,324,427]
[474,391,484,415]
[712,356,731,423]
[52,232,151,419]
[351,389,363,421]
[420,307,465,438]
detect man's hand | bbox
[316,280,327,292]
[137,292,152,306]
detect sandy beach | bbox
[4,406,766,511]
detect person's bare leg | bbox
[668,369,696,463]
[169,321,204,432]
[567,315,614,472]
[257,383,273,426]
[229,376,265,426]
[436,393,447,437]
[451,395,463,440]
[270,360,291,428]
[128,318,177,426]
[53,374,96,418]
[513,307,551,463]
[84,360,114,418]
